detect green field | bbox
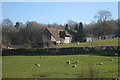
[2,55,118,78]
[56,38,119,48]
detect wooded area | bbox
[2,10,119,48]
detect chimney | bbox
[48,24,50,28]
[75,24,78,30]
[65,24,70,30]
[79,22,83,29]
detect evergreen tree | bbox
[76,22,85,42]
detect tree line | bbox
[2,10,119,48]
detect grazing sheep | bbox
[35,63,40,66]
[68,62,70,65]
[78,42,80,44]
[72,65,76,68]
[38,64,40,66]
[76,61,79,63]
[99,63,103,65]
[113,78,116,80]
[67,60,70,65]
[117,78,120,80]
[112,78,120,80]
[110,59,114,61]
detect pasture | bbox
[2,55,118,78]
[56,38,119,48]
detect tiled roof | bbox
[71,30,77,33]
[47,28,64,41]
[47,28,72,41]
[65,31,73,37]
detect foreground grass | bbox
[56,38,119,48]
[2,55,118,78]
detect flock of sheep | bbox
[99,58,114,65]
[66,60,79,68]
[66,58,114,67]
[35,56,115,67]
[33,56,119,79]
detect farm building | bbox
[86,34,116,42]
[64,22,85,42]
[36,22,85,46]
[43,28,73,44]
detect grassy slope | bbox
[2,55,118,78]
[56,38,119,48]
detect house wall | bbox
[64,37,72,43]
[86,37,92,42]
[44,29,52,41]
[51,35,56,42]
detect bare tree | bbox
[2,19,16,33]
[2,19,17,47]
[67,20,77,25]
[67,20,78,30]
[95,10,112,23]
[2,18,13,26]
[94,10,112,35]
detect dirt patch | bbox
[38,74,49,77]
[65,73,69,75]
[72,74,83,77]
[72,74,80,75]
[104,71,117,73]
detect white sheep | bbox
[117,78,120,80]
[76,61,79,63]
[67,60,70,65]
[72,65,76,68]
[110,59,114,61]
[35,63,40,66]
[99,63,103,65]
[40,56,43,58]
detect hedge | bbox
[2,46,119,56]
